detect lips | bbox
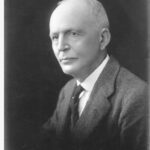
[59,57,77,63]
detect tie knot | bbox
[72,85,84,100]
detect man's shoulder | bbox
[101,56,147,100]
[118,66,147,90]
[112,63,148,106]
[108,56,147,88]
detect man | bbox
[43,0,148,150]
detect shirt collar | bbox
[77,55,110,92]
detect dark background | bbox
[5,0,148,150]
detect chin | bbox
[61,67,79,77]
[62,69,75,76]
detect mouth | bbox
[59,57,78,63]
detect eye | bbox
[71,31,79,36]
[51,34,58,41]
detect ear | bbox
[99,28,111,50]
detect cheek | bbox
[87,34,99,47]
[52,45,58,57]
[85,36,100,54]
[76,38,99,57]
[78,41,100,65]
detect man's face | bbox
[50,1,103,80]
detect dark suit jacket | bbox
[43,56,148,150]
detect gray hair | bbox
[57,0,109,30]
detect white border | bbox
[0,0,4,149]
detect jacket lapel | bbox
[56,80,76,134]
[71,56,120,141]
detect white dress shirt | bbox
[77,55,110,116]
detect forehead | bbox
[50,1,94,33]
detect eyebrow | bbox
[50,28,81,37]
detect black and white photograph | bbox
[5,0,149,150]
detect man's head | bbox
[49,0,111,81]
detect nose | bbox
[57,35,69,52]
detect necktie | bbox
[70,85,84,128]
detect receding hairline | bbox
[56,0,109,29]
